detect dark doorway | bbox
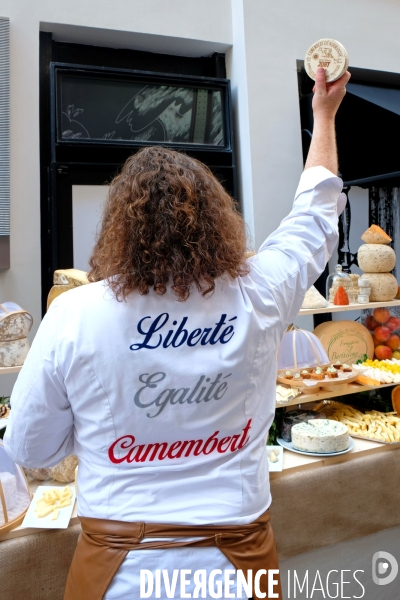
[40,32,236,315]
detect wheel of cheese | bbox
[357,244,396,273]
[361,225,391,245]
[304,39,348,82]
[47,284,76,310]
[0,303,33,342]
[291,419,349,453]
[360,273,398,301]
[310,320,331,337]
[53,269,89,286]
[0,337,30,367]
[0,311,31,342]
[313,320,374,364]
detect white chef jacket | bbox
[5,166,345,600]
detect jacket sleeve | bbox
[249,166,346,330]
[4,298,74,468]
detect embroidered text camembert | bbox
[108,419,252,464]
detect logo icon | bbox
[321,47,334,59]
[372,551,398,586]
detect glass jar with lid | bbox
[326,265,355,304]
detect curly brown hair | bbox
[88,146,249,301]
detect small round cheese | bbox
[291,419,349,453]
[305,39,349,82]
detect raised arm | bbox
[248,68,350,329]
[305,67,351,173]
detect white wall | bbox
[225,0,255,246]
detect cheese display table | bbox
[0,439,399,600]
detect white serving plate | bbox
[21,485,76,529]
[266,445,283,471]
[277,436,354,457]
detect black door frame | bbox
[40,32,236,316]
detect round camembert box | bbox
[305,39,349,82]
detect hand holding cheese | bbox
[312,68,351,122]
[305,68,351,174]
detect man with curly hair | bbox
[5,68,350,600]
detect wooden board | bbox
[277,371,358,391]
[0,365,22,375]
[276,382,397,408]
[298,299,400,316]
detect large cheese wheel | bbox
[47,284,76,310]
[313,320,374,364]
[357,244,396,273]
[0,311,32,342]
[360,273,398,301]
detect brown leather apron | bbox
[64,509,282,600]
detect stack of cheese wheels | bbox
[357,225,398,301]
[0,303,33,368]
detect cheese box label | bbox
[313,321,374,364]
[305,39,349,83]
